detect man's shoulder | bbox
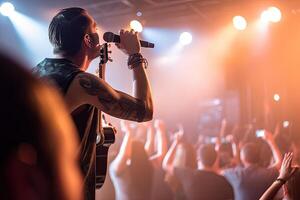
[257,166,278,177]
[186,170,234,199]
[73,71,97,79]
[35,58,47,67]
[36,58,81,70]
[71,72,102,89]
[245,165,278,174]
[173,167,194,178]
[32,58,47,73]
[204,172,233,192]
[197,170,232,183]
[174,166,194,173]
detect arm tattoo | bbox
[78,74,146,122]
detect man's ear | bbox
[83,34,93,48]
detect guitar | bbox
[95,43,116,189]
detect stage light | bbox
[260,7,282,23]
[179,32,192,45]
[8,12,52,65]
[136,11,142,17]
[213,99,221,106]
[130,20,143,32]
[0,2,15,17]
[260,10,270,24]
[232,16,247,30]
[283,121,289,128]
[267,7,281,23]
[273,94,280,101]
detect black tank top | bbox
[33,58,100,190]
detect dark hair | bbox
[49,7,92,56]
[241,143,260,164]
[198,144,217,167]
[286,167,300,200]
[0,54,53,199]
[0,54,44,167]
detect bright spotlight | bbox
[8,12,53,64]
[136,11,142,17]
[213,99,221,105]
[130,20,143,32]
[0,2,15,17]
[267,7,281,23]
[179,32,192,45]
[260,10,270,24]
[260,7,282,23]
[283,120,289,128]
[233,16,247,30]
[273,94,280,102]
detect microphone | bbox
[103,32,155,48]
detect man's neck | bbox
[55,53,90,71]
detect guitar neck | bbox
[98,63,106,80]
[95,42,115,189]
[98,62,105,142]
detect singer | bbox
[33,7,153,200]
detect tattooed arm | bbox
[65,72,153,122]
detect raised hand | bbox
[221,118,227,127]
[262,130,275,142]
[278,152,296,181]
[174,125,184,142]
[177,124,184,134]
[115,29,141,55]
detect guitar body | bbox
[95,145,109,189]
[95,43,116,189]
[95,127,116,189]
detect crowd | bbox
[106,119,300,200]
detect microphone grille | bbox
[103,32,115,42]
[149,43,155,48]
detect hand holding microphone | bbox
[114,29,141,55]
[104,29,152,69]
[103,30,155,55]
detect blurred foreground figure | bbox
[0,54,82,200]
